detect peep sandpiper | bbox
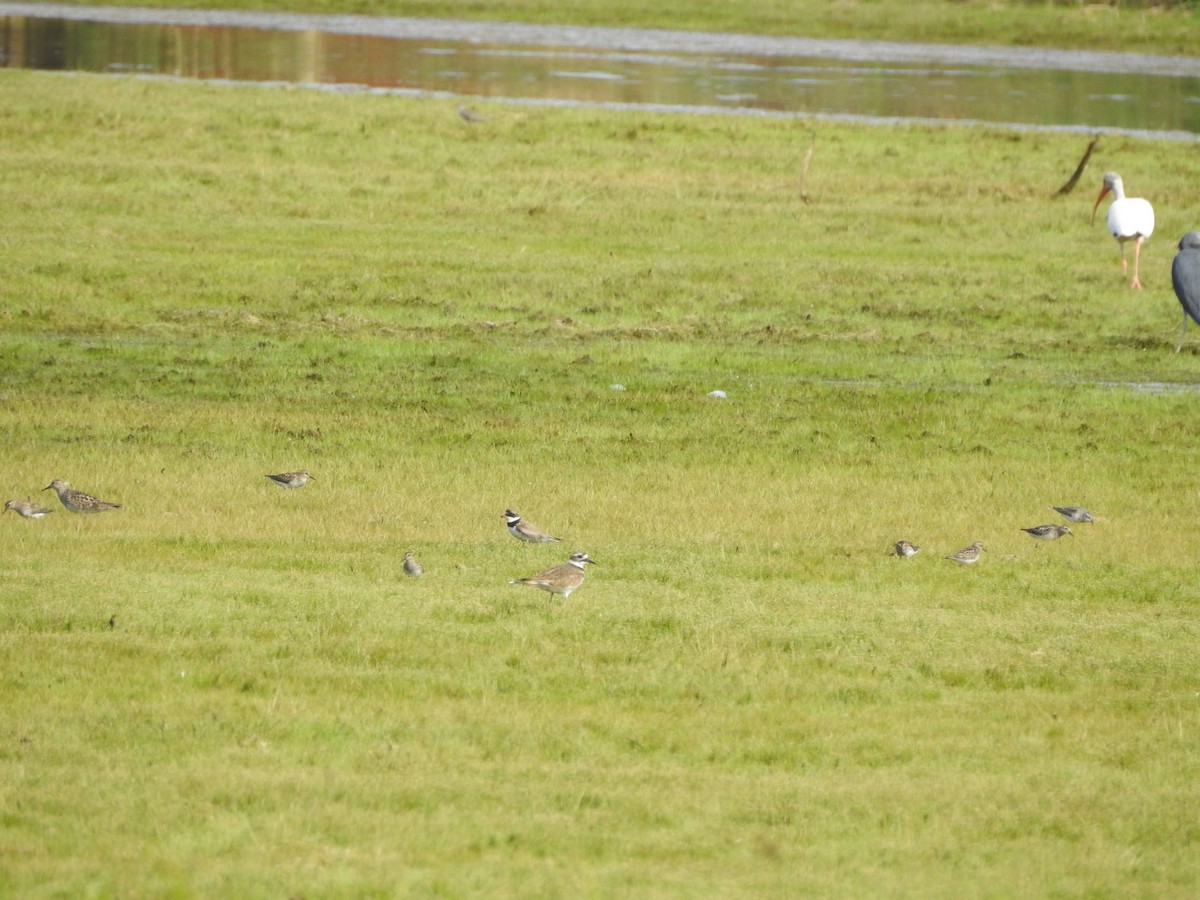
[4,499,55,519]
[894,540,920,558]
[265,471,313,489]
[43,480,121,513]
[1022,524,1073,541]
[403,551,423,577]
[503,509,562,543]
[944,542,985,565]
[509,552,595,599]
[1052,506,1094,524]
[458,105,486,123]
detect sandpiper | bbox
[403,551,423,577]
[1022,524,1073,541]
[265,471,313,489]
[509,552,595,599]
[1052,506,1094,524]
[894,540,920,558]
[944,542,985,565]
[458,105,486,124]
[503,509,562,543]
[43,480,121,513]
[4,499,55,519]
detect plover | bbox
[4,499,55,519]
[1022,524,1073,541]
[403,551,423,577]
[944,542,985,565]
[894,540,921,558]
[43,480,121,513]
[503,509,562,543]
[509,552,595,599]
[265,471,313,489]
[1052,506,1094,524]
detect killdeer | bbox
[4,499,55,519]
[43,480,121,513]
[1022,524,1073,541]
[265,471,313,489]
[894,540,920,558]
[403,551,423,577]
[503,509,562,543]
[509,552,595,599]
[1052,506,1094,524]
[944,542,985,565]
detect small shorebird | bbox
[265,471,313,489]
[4,499,55,519]
[894,540,921,558]
[509,552,595,599]
[403,551,423,577]
[1022,524,1073,541]
[503,509,562,543]
[43,480,121,513]
[944,542,985,565]
[458,105,486,124]
[1052,506,1094,524]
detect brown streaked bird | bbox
[43,480,121,513]
[4,499,55,519]
[403,551,423,577]
[944,542,985,565]
[503,509,562,543]
[894,540,920,558]
[1022,524,1073,541]
[265,470,313,489]
[509,552,596,599]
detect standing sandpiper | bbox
[4,499,55,519]
[1052,506,1094,524]
[43,480,121,513]
[509,552,595,599]
[944,542,985,565]
[503,509,563,543]
[894,540,921,558]
[265,471,313,489]
[1022,524,1073,541]
[403,551,423,577]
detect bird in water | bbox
[1092,172,1154,289]
[1171,231,1200,352]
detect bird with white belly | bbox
[1092,172,1154,290]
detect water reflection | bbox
[2,11,1198,137]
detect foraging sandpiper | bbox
[1052,506,1094,524]
[265,471,313,489]
[457,105,487,124]
[894,540,921,558]
[1022,524,1073,541]
[43,480,121,513]
[503,509,563,543]
[4,499,55,519]
[509,552,595,599]
[944,542,985,565]
[403,551,423,577]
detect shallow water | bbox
[1,2,1198,138]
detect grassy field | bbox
[3,69,1200,896]
[49,0,1200,57]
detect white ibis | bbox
[1092,172,1155,289]
[1171,231,1200,352]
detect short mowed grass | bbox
[3,70,1200,896]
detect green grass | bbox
[51,0,1200,57]
[3,69,1200,896]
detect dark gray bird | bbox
[1171,231,1200,352]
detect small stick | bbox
[1055,136,1099,197]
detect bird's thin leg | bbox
[1178,309,1189,353]
[1131,236,1144,289]
[1119,243,1128,278]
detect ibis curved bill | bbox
[1092,172,1154,289]
[1171,231,1200,352]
